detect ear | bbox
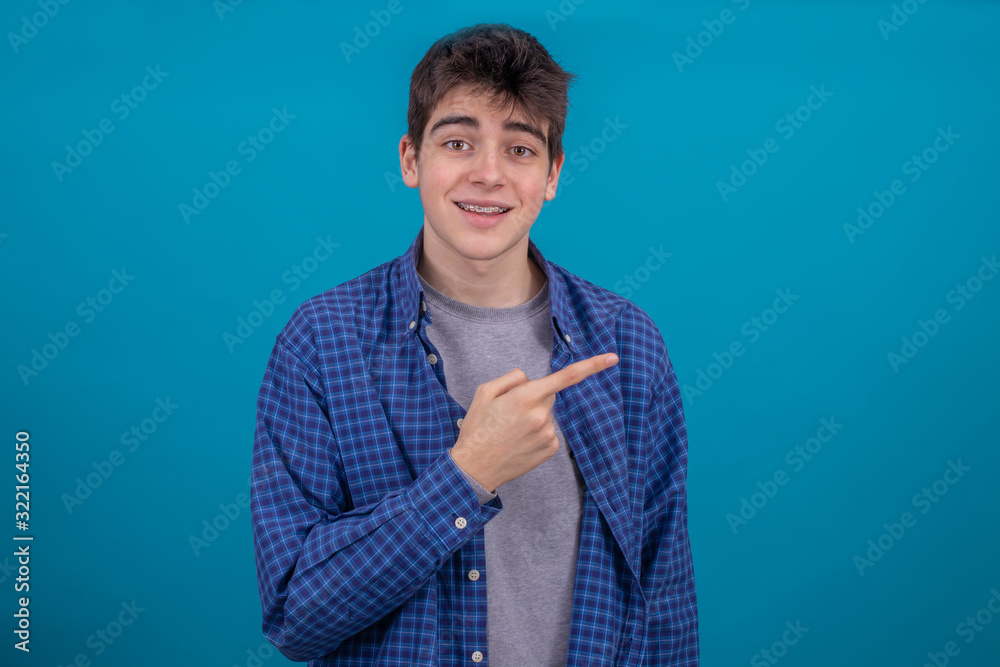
[544,151,566,201]
[399,134,420,188]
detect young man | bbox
[252,23,697,666]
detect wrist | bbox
[449,447,496,493]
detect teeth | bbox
[458,202,509,214]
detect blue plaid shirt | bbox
[251,226,698,665]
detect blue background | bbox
[2,0,999,665]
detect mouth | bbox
[455,201,512,217]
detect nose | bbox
[468,143,506,187]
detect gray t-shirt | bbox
[417,270,586,667]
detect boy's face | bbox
[400,84,564,265]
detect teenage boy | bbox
[252,23,698,666]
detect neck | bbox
[417,226,547,308]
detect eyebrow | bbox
[428,114,547,147]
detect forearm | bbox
[255,448,500,661]
[641,493,699,665]
[640,338,699,663]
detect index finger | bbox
[530,353,619,398]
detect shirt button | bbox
[428,353,438,365]
[454,516,467,529]
[409,320,416,330]
[421,300,427,312]
[564,333,571,342]
[456,417,464,428]
[468,569,480,581]
[472,651,484,663]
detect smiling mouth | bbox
[456,202,511,215]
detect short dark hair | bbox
[407,23,576,169]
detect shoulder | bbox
[274,254,399,362]
[551,261,669,354]
[547,260,671,388]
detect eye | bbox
[512,146,534,157]
[447,140,468,151]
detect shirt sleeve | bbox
[640,345,699,665]
[251,330,501,662]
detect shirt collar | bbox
[397,225,575,353]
